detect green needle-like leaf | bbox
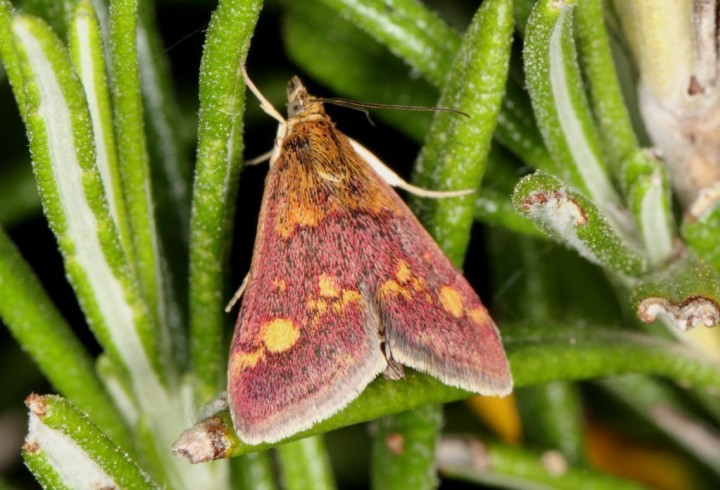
[7,11,164,395]
[515,382,584,464]
[371,405,441,490]
[173,325,720,461]
[0,226,131,449]
[598,375,720,477]
[437,436,646,489]
[316,0,458,88]
[231,451,278,489]
[189,0,263,402]
[68,0,133,270]
[623,149,675,266]
[277,436,336,490]
[23,394,156,489]
[633,251,720,331]
[683,189,720,276]
[524,0,622,219]
[513,171,647,277]
[575,0,638,175]
[109,0,171,374]
[411,0,514,265]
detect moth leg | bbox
[349,138,475,199]
[245,149,273,166]
[225,273,249,312]
[381,341,405,380]
[240,64,286,126]
[373,301,405,380]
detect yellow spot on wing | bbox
[379,279,412,300]
[307,298,328,313]
[230,348,265,374]
[411,277,426,292]
[261,318,300,353]
[333,290,363,313]
[468,306,490,325]
[273,279,287,292]
[439,286,464,317]
[396,260,412,283]
[341,290,362,306]
[318,274,340,297]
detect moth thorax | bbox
[287,76,325,118]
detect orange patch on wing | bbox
[379,279,412,300]
[333,290,362,313]
[273,279,287,292]
[307,298,328,313]
[396,260,412,283]
[439,286,464,317]
[341,290,362,306]
[411,277,426,292]
[318,274,340,298]
[278,202,324,238]
[468,307,490,325]
[230,348,266,374]
[260,318,300,353]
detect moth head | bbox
[287,76,325,118]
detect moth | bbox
[227,70,512,445]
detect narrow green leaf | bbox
[476,146,548,237]
[0,226,132,450]
[371,405,441,490]
[633,251,720,331]
[173,326,720,460]
[494,77,554,173]
[109,0,171,369]
[20,0,75,40]
[623,149,675,266]
[683,186,720,275]
[575,0,638,175]
[411,0,514,265]
[437,436,646,490]
[524,0,623,219]
[277,436,336,490]
[513,171,647,276]
[68,0,133,269]
[7,16,223,487]
[23,450,71,490]
[137,0,192,367]
[10,12,164,399]
[598,375,720,477]
[0,0,27,112]
[315,0,458,88]
[23,394,157,489]
[96,354,139,429]
[189,0,263,402]
[231,451,278,490]
[515,382,584,464]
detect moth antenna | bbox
[225,273,250,312]
[316,97,470,118]
[349,138,475,199]
[240,64,286,125]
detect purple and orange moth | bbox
[226,69,512,445]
